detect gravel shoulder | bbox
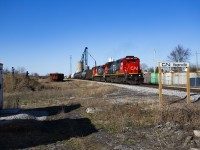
[99,82,200,103]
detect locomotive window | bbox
[132,59,136,62]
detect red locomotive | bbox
[92,56,144,84]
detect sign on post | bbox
[158,62,190,107]
[159,62,189,68]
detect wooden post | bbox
[186,67,190,104]
[158,65,163,107]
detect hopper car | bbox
[74,69,93,80]
[50,73,64,81]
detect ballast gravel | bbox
[99,82,200,103]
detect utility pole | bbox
[70,55,72,75]
[154,49,156,73]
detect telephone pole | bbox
[154,49,156,73]
[70,55,72,75]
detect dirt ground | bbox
[1,78,200,150]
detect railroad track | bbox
[140,83,200,93]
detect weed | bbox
[86,102,156,133]
[155,103,200,129]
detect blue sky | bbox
[0,0,200,75]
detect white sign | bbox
[159,62,189,68]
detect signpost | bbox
[158,62,190,107]
[158,66,162,107]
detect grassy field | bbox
[1,74,200,149]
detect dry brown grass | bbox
[85,97,200,133]
[3,77,118,109]
[3,73,44,93]
[3,74,46,109]
[66,135,111,150]
[85,102,157,133]
[4,76,200,130]
[156,103,200,129]
[2,76,200,149]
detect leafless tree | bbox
[167,45,191,62]
[3,68,10,74]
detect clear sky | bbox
[0,0,200,75]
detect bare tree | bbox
[15,67,26,75]
[3,68,10,74]
[167,45,191,62]
[31,72,40,77]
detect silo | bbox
[77,61,83,72]
[0,63,3,109]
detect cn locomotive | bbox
[74,56,144,85]
[92,56,143,84]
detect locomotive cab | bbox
[125,56,141,73]
[121,56,144,84]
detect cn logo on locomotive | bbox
[130,66,138,71]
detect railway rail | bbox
[139,83,200,93]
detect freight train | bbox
[74,56,144,84]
